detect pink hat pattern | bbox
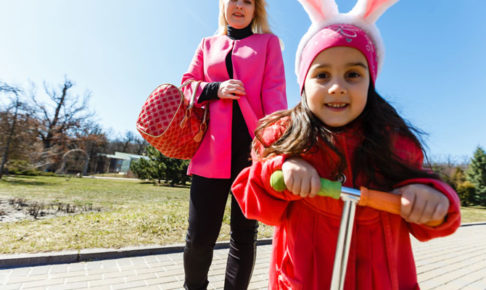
[298,23,378,93]
[295,0,399,93]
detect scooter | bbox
[270,170,442,290]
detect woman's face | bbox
[304,46,370,128]
[224,0,255,29]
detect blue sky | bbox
[1,0,485,162]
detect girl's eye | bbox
[346,71,361,80]
[316,72,329,79]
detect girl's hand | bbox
[393,184,449,226]
[281,157,321,198]
[218,79,246,100]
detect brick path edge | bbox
[2,222,485,269]
[0,238,273,269]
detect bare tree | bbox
[30,77,94,171]
[74,123,109,174]
[107,131,147,155]
[133,135,148,155]
[121,131,136,152]
[0,82,23,178]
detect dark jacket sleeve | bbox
[198,82,220,103]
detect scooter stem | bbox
[330,195,359,290]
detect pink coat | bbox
[181,33,287,179]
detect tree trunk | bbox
[0,97,20,178]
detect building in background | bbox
[98,152,147,175]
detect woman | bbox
[180,0,287,288]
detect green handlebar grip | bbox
[270,170,287,192]
[270,170,342,200]
[319,178,342,199]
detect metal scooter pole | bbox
[329,189,360,290]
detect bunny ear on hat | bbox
[297,0,339,24]
[348,0,398,23]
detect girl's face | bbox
[224,0,255,29]
[304,46,370,128]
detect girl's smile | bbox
[326,103,348,110]
[304,46,370,128]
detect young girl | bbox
[232,0,461,289]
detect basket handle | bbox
[182,80,200,110]
[178,81,209,143]
[180,81,201,128]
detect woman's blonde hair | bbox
[217,0,272,35]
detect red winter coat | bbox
[232,119,461,290]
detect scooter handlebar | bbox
[270,170,443,227]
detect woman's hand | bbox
[393,184,449,226]
[218,79,246,100]
[281,157,321,198]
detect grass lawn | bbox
[0,175,273,254]
[0,175,484,254]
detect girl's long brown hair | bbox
[254,82,438,190]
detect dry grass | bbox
[460,205,486,224]
[0,175,273,254]
[0,175,483,254]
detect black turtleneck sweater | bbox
[198,25,254,175]
[197,24,253,102]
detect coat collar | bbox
[227,25,253,40]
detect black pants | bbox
[183,174,258,290]
[184,101,257,290]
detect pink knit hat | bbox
[296,0,399,93]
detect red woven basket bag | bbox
[136,81,208,160]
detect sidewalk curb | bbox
[458,221,486,227]
[0,239,273,269]
[1,222,483,269]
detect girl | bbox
[180,0,287,289]
[231,0,461,289]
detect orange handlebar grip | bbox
[423,219,443,227]
[358,187,444,227]
[358,187,401,215]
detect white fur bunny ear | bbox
[348,0,398,23]
[297,0,339,24]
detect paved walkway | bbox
[1,224,485,290]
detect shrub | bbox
[5,160,40,175]
[457,181,476,206]
[130,146,189,186]
[466,147,486,205]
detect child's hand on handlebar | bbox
[281,157,321,198]
[393,184,449,226]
